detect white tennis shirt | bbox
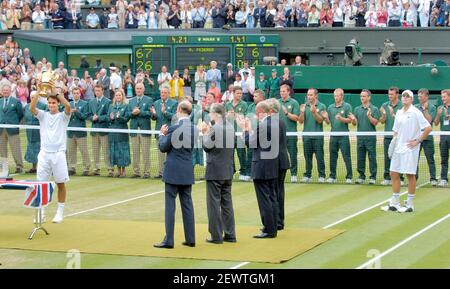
[36,109,71,153]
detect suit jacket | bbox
[159,118,197,185]
[0,96,23,135]
[152,98,177,130]
[275,114,290,170]
[245,116,279,180]
[88,96,111,136]
[203,119,235,181]
[65,11,81,29]
[212,7,227,28]
[68,99,90,138]
[254,7,267,27]
[128,95,153,137]
[99,76,110,97]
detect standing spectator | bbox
[279,67,294,96]
[194,64,206,103]
[235,3,247,27]
[256,72,268,95]
[308,4,320,27]
[167,3,182,28]
[225,3,235,26]
[125,4,138,28]
[116,0,127,29]
[6,4,20,30]
[169,69,184,100]
[415,88,437,185]
[221,84,234,103]
[109,66,122,97]
[278,84,300,182]
[108,89,131,178]
[20,4,33,30]
[67,87,91,176]
[66,3,82,29]
[204,1,214,28]
[254,0,266,27]
[86,7,100,29]
[365,4,378,27]
[238,60,251,79]
[299,88,328,183]
[344,0,357,27]
[265,1,276,27]
[157,65,172,92]
[320,2,333,27]
[233,73,242,88]
[434,89,450,187]
[182,68,192,98]
[150,87,178,178]
[285,2,296,27]
[16,79,29,107]
[206,60,221,91]
[192,0,206,28]
[180,3,192,29]
[377,3,389,27]
[129,82,153,178]
[212,0,226,28]
[123,74,134,99]
[247,1,255,27]
[207,81,222,103]
[147,5,158,29]
[89,84,112,176]
[50,4,66,30]
[351,89,380,185]
[0,84,23,173]
[32,4,46,30]
[158,5,169,28]
[23,92,45,174]
[355,2,366,27]
[267,68,280,98]
[401,2,416,27]
[332,1,343,27]
[326,88,353,183]
[418,0,431,27]
[295,1,308,27]
[99,7,109,29]
[224,63,235,90]
[388,0,402,27]
[43,0,52,30]
[108,6,119,29]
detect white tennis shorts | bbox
[37,151,70,183]
[390,149,420,175]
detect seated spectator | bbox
[86,7,100,29]
[207,81,222,103]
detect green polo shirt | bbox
[381,100,402,137]
[327,102,352,132]
[268,77,280,98]
[353,104,380,138]
[415,103,436,140]
[303,101,327,133]
[437,105,450,131]
[278,97,300,132]
[225,100,248,130]
[256,79,269,92]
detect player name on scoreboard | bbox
[132,34,279,75]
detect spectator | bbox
[99,7,109,29]
[194,64,206,103]
[206,60,221,91]
[233,72,242,88]
[108,6,120,29]
[32,4,46,30]
[109,66,122,97]
[285,2,295,27]
[86,7,100,29]
[116,0,127,29]
[344,0,357,27]
[376,3,388,27]
[212,0,226,28]
[238,60,250,78]
[158,5,169,28]
[402,2,416,27]
[192,0,206,28]
[254,0,266,27]
[157,65,171,92]
[16,79,29,106]
[80,56,90,69]
[6,4,20,30]
[169,69,184,100]
[247,1,255,28]
[332,1,343,27]
[222,84,234,103]
[167,3,181,28]
[182,67,192,98]
[180,3,192,29]
[20,4,33,30]
[148,5,158,29]
[66,3,82,29]
[265,1,276,27]
[224,63,235,89]
[355,2,366,27]
[388,0,402,27]
[204,1,213,28]
[320,2,333,27]
[296,2,308,27]
[235,3,247,27]
[418,0,431,27]
[43,0,52,30]
[226,3,235,26]
[125,4,138,28]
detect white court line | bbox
[66,181,205,217]
[356,213,450,269]
[230,181,430,269]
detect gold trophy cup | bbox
[38,70,59,97]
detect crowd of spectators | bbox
[0,0,448,30]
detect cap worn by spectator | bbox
[271,68,277,73]
[259,72,265,76]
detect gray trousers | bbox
[206,180,236,241]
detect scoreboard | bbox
[132,34,279,75]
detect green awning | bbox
[67,48,132,55]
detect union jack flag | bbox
[0,180,55,209]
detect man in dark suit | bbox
[154,101,198,249]
[239,101,279,238]
[267,98,289,230]
[212,0,227,28]
[98,69,110,99]
[201,103,236,244]
[254,1,267,27]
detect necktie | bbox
[3,98,8,110]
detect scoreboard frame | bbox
[132,34,279,75]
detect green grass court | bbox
[1,173,449,269]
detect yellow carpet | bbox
[0,215,344,263]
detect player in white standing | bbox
[30,87,71,223]
[381,90,432,213]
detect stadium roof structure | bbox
[13,29,265,46]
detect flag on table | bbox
[0,180,55,209]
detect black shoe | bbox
[15,168,23,174]
[253,232,276,239]
[82,171,89,176]
[277,225,284,231]
[153,242,174,249]
[154,175,162,179]
[223,237,237,243]
[131,174,141,178]
[26,168,37,174]
[182,241,195,247]
[142,174,150,179]
[206,237,223,244]
[89,171,100,176]
[68,170,76,176]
